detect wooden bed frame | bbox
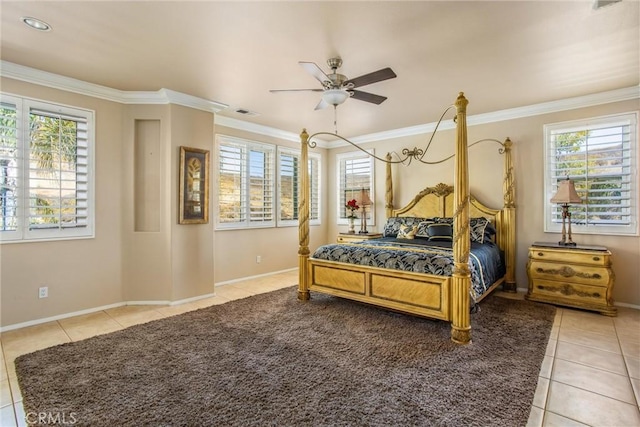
[296,93,516,344]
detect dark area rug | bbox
[16,287,555,427]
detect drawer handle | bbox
[536,266,602,280]
[593,256,600,261]
[538,252,544,257]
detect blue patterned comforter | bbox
[312,237,505,301]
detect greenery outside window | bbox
[336,150,374,226]
[544,112,638,236]
[277,147,321,226]
[0,95,94,243]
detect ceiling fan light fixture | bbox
[322,89,350,106]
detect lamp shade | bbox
[550,179,582,204]
[322,89,350,106]
[359,188,372,206]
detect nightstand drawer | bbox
[530,279,608,306]
[529,249,610,267]
[528,260,612,286]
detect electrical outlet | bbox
[39,286,48,299]
[256,255,261,264]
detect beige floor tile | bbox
[626,355,640,380]
[8,377,22,404]
[555,341,627,375]
[547,381,640,426]
[552,358,636,404]
[1,379,13,408]
[194,295,231,309]
[14,402,25,427]
[542,412,590,427]
[546,338,557,357]
[561,312,615,335]
[214,285,254,301]
[631,377,640,407]
[155,302,202,317]
[533,376,550,408]
[0,404,16,427]
[57,311,123,342]
[557,327,621,354]
[0,359,7,382]
[104,306,165,328]
[539,356,554,379]
[620,339,640,359]
[527,406,544,427]
[0,322,71,368]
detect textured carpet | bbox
[16,287,555,427]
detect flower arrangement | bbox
[345,199,360,218]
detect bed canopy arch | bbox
[297,93,516,344]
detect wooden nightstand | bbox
[337,233,383,243]
[526,242,616,316]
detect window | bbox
[336,150,375,225]
[0,95,94,242]
[544,113,638,236]
[277,147,321,226]
[216,135,275,229]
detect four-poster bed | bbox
[297,93,516,344]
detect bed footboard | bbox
[308,258,451,321]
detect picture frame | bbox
[179,146,210,224]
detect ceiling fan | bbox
[270,57,397,110]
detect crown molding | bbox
[214,115,331,148]
[0,61,228,113]
[332,85,640,147]
[2,61,637,148]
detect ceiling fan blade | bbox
[269,89,324,93]
[345,67,397,89]
[299,61,331,85]
[350,90,387,105]
[314,98,330,110]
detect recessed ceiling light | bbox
[21,16,52,32]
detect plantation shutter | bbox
[216,136,275,228]
[0,102,19,235]
[249,146,274,223]
[547,113,636,232]
[309,156,320,221]
[277,148,320,225]
[27,108,89,231]
[338,152,373,220]
[218,142,246,223]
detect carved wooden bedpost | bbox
[298,129,310,301]
[385,153,393,219]
[502,138,517,292]
[451,92,471,344]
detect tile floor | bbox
[1,271,639,427]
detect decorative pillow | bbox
[397,224,418,239]
[415,221,434,238]
[470,217,496,244]
[383,217,429,237]
[427,223,453,241]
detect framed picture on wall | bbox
[179,146,210,224]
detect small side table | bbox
[526,241,616,316]
[337,233,383,243]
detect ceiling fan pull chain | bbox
[333,105,338,134]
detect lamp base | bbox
[558,241,577,247]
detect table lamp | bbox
[550,177,583,246]
[359,188,372,234]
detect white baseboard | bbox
[0,268,298,333]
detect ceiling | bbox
[1,1,638,140]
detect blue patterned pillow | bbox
[383,217,430,237]
[470,217,496,244]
